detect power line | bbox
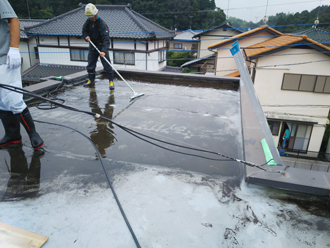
[138,1,329,15]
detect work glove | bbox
[7,47,21,70]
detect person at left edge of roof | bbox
[0,0,44,150]
[82,3,115,90]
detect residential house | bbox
[19,19,45,72]
[24,4,175,76]
[180,53,216,73]
[193,21,243,59]
[208,25,330,155]
[169,29,199,56]
[181,21,242,74]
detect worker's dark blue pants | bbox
[87,46,114,81]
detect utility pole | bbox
[27,0,31,19]
[174,15,178,31]
[189,16,193,30]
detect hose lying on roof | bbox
[34,119,142,248]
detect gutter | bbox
[246,58,256,83]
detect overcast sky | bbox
[215,0,330,22]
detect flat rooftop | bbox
[0,72,329,247]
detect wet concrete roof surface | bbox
[0,78,330,247]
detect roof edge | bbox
[208,25,283,50]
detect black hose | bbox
[34,120,142,248]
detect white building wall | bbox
[113,39,135,50]
[20,39,39,72]
[39,36,58,46]
[254,49,330,152]
[147,51,162,71]
[59,36,68,46]
[20,41,31,72]
[38,47,85,66]
[136,42,147,50]
[70,37,86,47]
[36,36,166,71]
[135,52,148,70]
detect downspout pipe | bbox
[146,42,148,70]
[243,49,257,83]
[246,58,257,83]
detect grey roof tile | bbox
[193,21,243,38]
[20,19,45,39]
[295,26,330,44]
[25,4,175,40]
[22,63,85,83]
[174,29,200,41]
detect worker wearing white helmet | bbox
[82,3,114,90]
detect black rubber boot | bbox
[84,72,95,87]
[19,108,44,150]
[0,110,22,147]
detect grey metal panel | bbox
[247,167,330,196]
[231,41,283,166]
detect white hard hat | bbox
[85,3,98,16]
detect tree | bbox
[167,51,194,67]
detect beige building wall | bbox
[254,49,330,152]
[198,29,242,58]
[169,41,198,52]
[213,31,275,76]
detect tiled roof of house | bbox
[22,63,85,83]
[295,26,330,44]
[244,34,330,59]
[159,66,183,73]
[193,21,243,38]
[181,53,215,67]
[208,25,283,49]
[25,4,175,40]
[174,29,200,41]
[224,70,240,77]
[20,19,45,39]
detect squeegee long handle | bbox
[89,40,135,93]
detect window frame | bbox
[282,73,330,94]
[268,120,281,136]
[158,50,166,63]
[70,48,88,62]
[113,51,135,65]
[173,43,183,49]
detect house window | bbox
[174,43,182,49]
[268,120,280,135]
[34,47,39,60]
[158,50,166,62]
[114,52,135,65]
[283,122,313,152]
[70,48,88,61]
[282,73,330,93]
